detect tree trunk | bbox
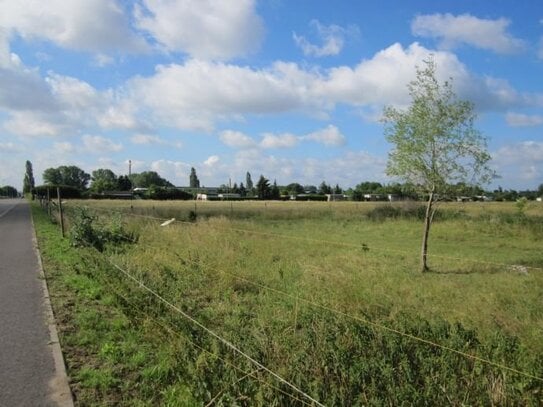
[421,191,434,273]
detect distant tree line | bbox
[0,185,18,197]
[23,161,543,201]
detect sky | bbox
[0,0,542,191]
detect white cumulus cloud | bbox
[125,59,304,131]
[492,141,543,186]
[0,0,147,54]
[204,155,220,167]
[219,130,257,148]
[115,41,543,136]
[293,20,357,57]
[3,111,66,137]
[411,13,525,54]
[302,125,346,146]
[134,0,264,60]
[260,133,299,149]
[46,74,103,113]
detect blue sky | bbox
[0,0,542,190]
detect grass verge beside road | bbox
[32,203,188,406]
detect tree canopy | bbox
[130,171,174,188]
[383,58,493,195]
[43,165,91,190]
[117,175,132,191]
[256,175,271,199]
[285,183,304,195]
[90,169,118,193]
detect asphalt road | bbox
[0,199,72,407]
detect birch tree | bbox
[382,58,494,272]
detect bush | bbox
[147,187,193,200]
[293,194,328,201]
[69,207,136,251]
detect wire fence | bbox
[36,195,543,404]
[82,204,543,273]
[39,194,326,405]
[107,226,543,384]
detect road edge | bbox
[30,204,75,407]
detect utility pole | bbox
[128,160,132,177]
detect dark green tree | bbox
[130,171,173,188]
[334,184,342,194]
[23,160,35,194]
[356,181,384,193]
[90,169,118,193]
[270,180,280,200]
[246,172,253,195]
[239,182,246,197]
[286,183,304,196]
[256,175,271,199]
[383,58,493,272]
[43,165,91,190]
[42,168,62,185]
[189,167,200,188]
[319,181,332,194]
[0,185,18,197]
[117,175,132,191]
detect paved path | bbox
[0,199,72,407]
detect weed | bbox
[188,210,198,222]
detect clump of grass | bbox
[366,203,465,221]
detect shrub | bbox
[147,187,193,200]
[69,207,136,251]
[70,207,103,250]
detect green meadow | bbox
[34,200,543,405]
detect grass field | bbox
[34,199,543,405]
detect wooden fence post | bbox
[57,187,65,238]
[47,188,51,217]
